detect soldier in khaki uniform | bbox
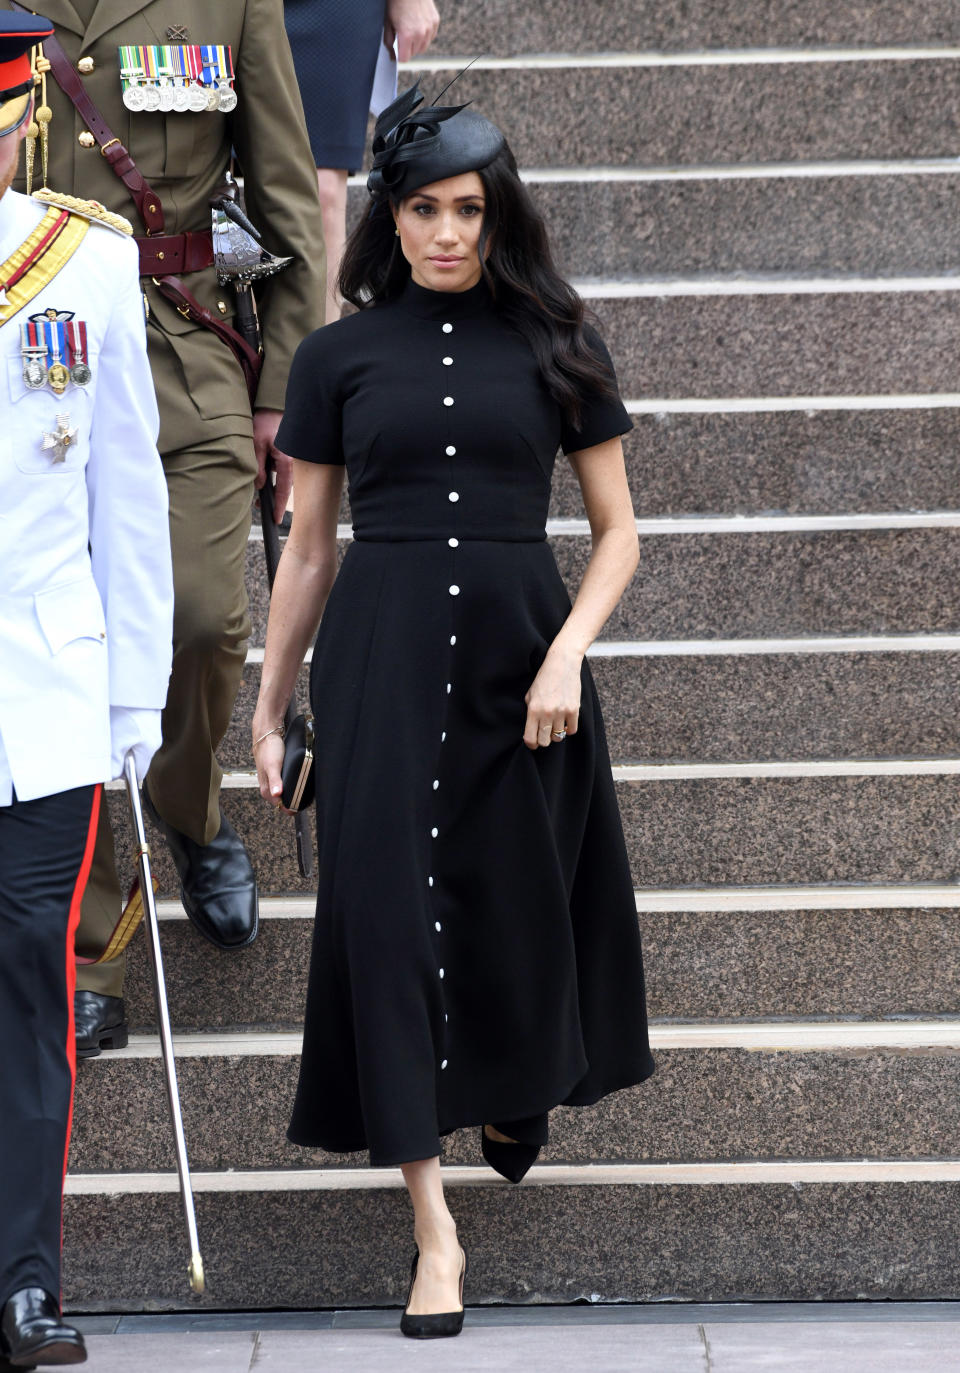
[1,0,326,1052]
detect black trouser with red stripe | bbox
[0,784,100,1311]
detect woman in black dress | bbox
[253,85,655,1337]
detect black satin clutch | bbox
[281,713,315,812]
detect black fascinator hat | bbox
[367,79,505,201]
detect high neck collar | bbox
[397,274,492,321]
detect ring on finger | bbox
[552,729,567,740]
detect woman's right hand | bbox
[255,732,286,811]
[385,0,440,62]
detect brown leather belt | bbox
[137,231,214,277]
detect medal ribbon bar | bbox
[118,44,235,111]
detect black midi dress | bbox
[276,277,655,1167]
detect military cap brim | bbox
[0,11,53,136]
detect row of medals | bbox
[23,354,90,393]
[123,77,237,113]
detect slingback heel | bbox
[400,1245,467,1339]
[481,1126,541,1183]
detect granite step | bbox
[69,1024,960,1174]
[587,408,960,520]
[589,289,960,401]
[122,891,960,1031]
[104,766,960,896]
[245,527,960,645]
[294,286,960,405]
[433,0,960,54]
[374,62,960,169]
[266,402,960,530]
[61,1163,960,1310]
[224,647,960,770]
[347,173,960,281]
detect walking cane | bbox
[123,753,205,1295]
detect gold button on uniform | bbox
[78,56,94,74]
[78,131,95,148]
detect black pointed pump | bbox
[400,1246,467,1339]
[481,1126,541,1183]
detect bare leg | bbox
[316,167,349,328]
[399,1156,464,1315]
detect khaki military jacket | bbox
[4,0,326,453]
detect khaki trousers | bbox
[76,433,257,996]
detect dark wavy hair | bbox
[339,141,616,429]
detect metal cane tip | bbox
[189,1254,205,1294]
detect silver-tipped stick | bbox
[123,753,205,1295]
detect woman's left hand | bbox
[254,731,289,813]
[523,645,582,750]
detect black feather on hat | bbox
[367,79,505,201]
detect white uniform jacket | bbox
[0,190,173,805]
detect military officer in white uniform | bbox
[0,13,173,1367]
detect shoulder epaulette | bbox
[32,188,133,237]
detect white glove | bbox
[109,706,163,782]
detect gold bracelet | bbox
[253,723,285,752]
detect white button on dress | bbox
[448,538,459,548]
[442,322,453,333]
[443,357,453,366]
[432,779,439,790]
[435,921,442,932]
[441,1059,448,1069]
[446,445,456,456]
[428,875,434,887]
[448,584,459,595]
[443,396,454,407]
[450,635,457,645]
[448,492,459,502]
[431,827,438,838]
[439,968,445,979]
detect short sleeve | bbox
[559,326,633,456]
[275,329,345,465]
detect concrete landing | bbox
[72,1303,960,1372]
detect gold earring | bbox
[394,226,400,236]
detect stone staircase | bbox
[64,1,960,1310]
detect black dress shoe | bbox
[74,991,128,1059]
[0,1289,86,1367]
[481,1126,541,1183]
[400,1247,466,1339]
[142,791,258,951]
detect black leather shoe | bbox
[74,991,128,1060]
[0,1289,86,1366]
[142,791,258,951]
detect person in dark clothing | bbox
[252,85,654,1339]
[283,0,439,325]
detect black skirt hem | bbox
[286,1057,656,1167]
